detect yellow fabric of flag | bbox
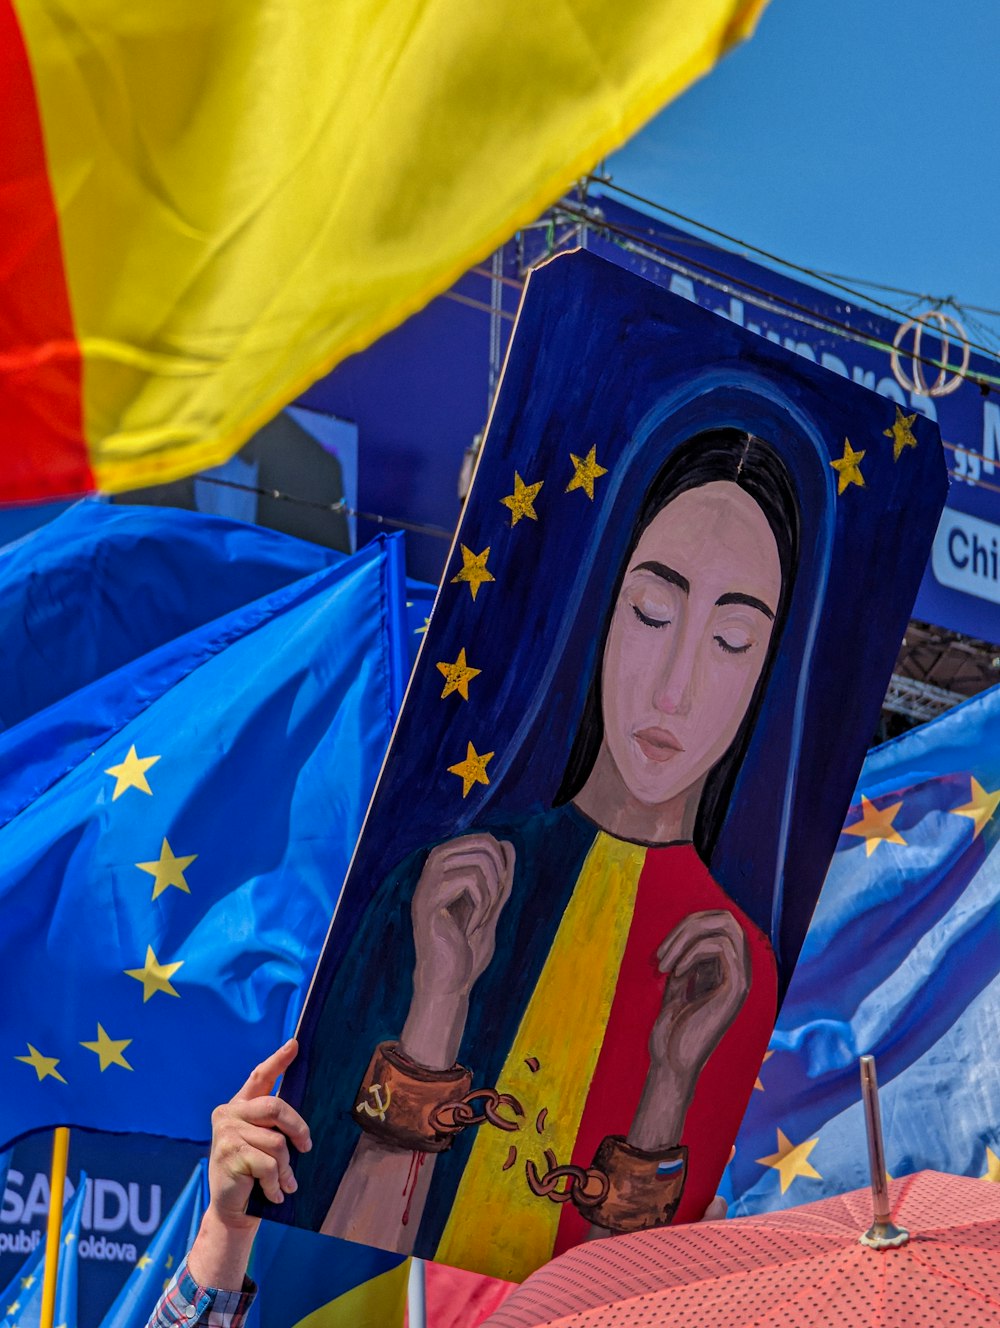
[16,0,769,492]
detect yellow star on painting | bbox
[756,1128,822,1194]
[124,946,183,1002]
[754,1049,774,1092]
[136,1254,153,1271]
[15,1044,67,1084]
[829,438,866,495]
[7,1301,19,1315]
[136,839,197,900]
[450,545,495,601]
[842,795,906,856]
[566,447,609,501]
[80,1024,133,1072]
[883,406,918,462]
[500,472,544,525]
[447,741,494,797]
[983,1147,1000,1182]
[104,745,160,801]
[949,777,1000,840]
[20,1277,34,1290]
[436,648,481,701]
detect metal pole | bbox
[40,1127,70,1328]
[858,1057,908,1249]
[407,1255,427,1328]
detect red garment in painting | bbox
[554,842,777,1255]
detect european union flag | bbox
[0,515,406,1148]
[0,1170,87,1328]
[99,1162,205,1328]
[729,682,1000,1212]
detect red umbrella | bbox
[483,1060,1000,1326]
[481,1170,1000,1326]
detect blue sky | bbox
[609,0,1000,325]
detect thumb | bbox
[233,1038,298,1102]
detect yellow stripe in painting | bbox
[290,1257,409,1328]
[436,832,645,1282]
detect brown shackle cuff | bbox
[353,1040,473,1153]
[572,1135,688,1233]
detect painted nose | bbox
[653,625,697,716]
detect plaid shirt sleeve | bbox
[146,1256,257,1328]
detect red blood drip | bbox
[401,1150,427,1226]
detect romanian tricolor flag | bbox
[2,0,768,503]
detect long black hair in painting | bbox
[555,428,801,864]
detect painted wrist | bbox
[400,992,468,1069]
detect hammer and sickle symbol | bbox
[356,1082,391,1122]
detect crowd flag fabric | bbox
[246,1223,409,1328]
[98,1161,205,1328]
[0,1167,86,1328]
[0,524,407,1150]
[1,0,769,502]
[0,500,338,739]
[729,682,1000,1213]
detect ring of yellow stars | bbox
[500,471,544,526]
[136,838,197,900]
[756,1128,822,1194]
[566,446,609,501]
[104,744,160,800]
[843,795,906,856]
[753,1049,774,1092]
[883,406,918,462]
[436,648,481,701]
[450,545,495,601]
[829,438,866,495]
[81,1023,134,1072]
[447,741,494,797]
[949,776,1000,840]
[124,946,183,1001]
[15,1043,67,1084]
[983,1146,1000,1182]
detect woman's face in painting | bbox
[599,481,782,815]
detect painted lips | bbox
[633,727,683,762]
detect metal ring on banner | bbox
[891,309,970,398]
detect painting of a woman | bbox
[272,252,946,1283]
[292,431,796,1278]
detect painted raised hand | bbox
[399,833,515,1069]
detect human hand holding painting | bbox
[629,910,751,1152]
[401,833,516,1069]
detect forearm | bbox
[186,1207,258,1294]
[399,991,468,1070]
[321,1135,436,1251]
[627,1065,692,1151]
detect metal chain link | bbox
[429,1087,524,1135]
[525,1147,609,1205]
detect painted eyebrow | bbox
[715,591,775,620]
[633,561,690,594]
